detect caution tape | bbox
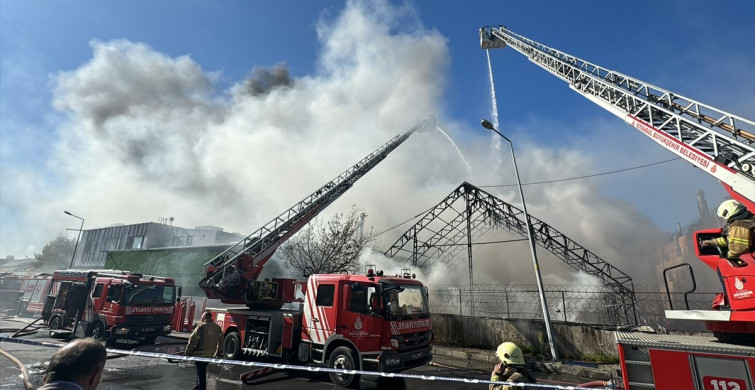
[0,337,614,389]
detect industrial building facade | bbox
[71,222,245,268]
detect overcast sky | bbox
[1,0,753,286]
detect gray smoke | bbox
[242,63,293,96]
[3,0,714,293]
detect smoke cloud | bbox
[241,63,293,97]
[4,0,683,290]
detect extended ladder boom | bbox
[200,117,435,305]
[480,26,755,210]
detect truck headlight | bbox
[163,325,171,332]
[390,339,399,348]
[115,328,130,335]
[385,358,401,366]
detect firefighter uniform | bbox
[186,312,223,390]
[709,216,755,259]
[489,342,535,390]
[703,200,755,261]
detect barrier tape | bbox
[0,337,614,389]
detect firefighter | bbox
[701,199,755,309]
[186,311,223,390]
[489,342,535,390]
[702,199,755,262]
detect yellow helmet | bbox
[495,342,525,365]
[717,200,746,220]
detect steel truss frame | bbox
[385,181,638,324]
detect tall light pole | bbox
[481,119,559,361]
[64,211,84,269]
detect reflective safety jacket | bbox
[713,215,755,259]
[489,367,534,390]
[186,319,223,358]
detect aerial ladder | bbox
[199,117,435,307]
[480,26,754,211]
[481,25,755,390]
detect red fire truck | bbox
[197,119,436,387]
[211,268,432,387]
[481,25,755,389]
[13,273,53,317]
[43,269,180,344]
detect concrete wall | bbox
[432,314,618,360]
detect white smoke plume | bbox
[3,0,698,290]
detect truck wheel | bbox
[49,316,61,330]
[223,331,241,360]
[89,321,105,340]
[327,346,359,388]
[48,316,63,338]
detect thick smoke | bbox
[241,63,293,96]
[5,0,686,290]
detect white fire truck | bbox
[198,119,435,387]
[481,26,754,390]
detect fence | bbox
[429,284,719,332]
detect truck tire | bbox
[327,346,359,388]
[223,331,241,360]
[89,321,105,341]
[49,316,61,330]
[48,316,63,338]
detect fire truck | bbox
[42,269,180,344]
[198,119,436,387]
[481,26,754,389]
[0,273,52,317]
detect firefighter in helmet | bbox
[489,342,535,390]
[701,199,755,262]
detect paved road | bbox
[0,316,593,389]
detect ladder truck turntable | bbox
[197,118,436,387]
[481,26,754,390]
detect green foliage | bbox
[32,234,76,271]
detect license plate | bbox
[410,352,423,360]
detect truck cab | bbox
[300,268,433,387]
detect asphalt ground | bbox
[1,315,618,389]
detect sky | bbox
[1,0,753,287]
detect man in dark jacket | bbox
[186,311,223,390]
[39,338,107,390]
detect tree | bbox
[32,234,76,271]
[280,206,375,276]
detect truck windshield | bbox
[384,284,430,321]
[124,285,175,306]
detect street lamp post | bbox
[64,211,85,269]
[481,119,559,361]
